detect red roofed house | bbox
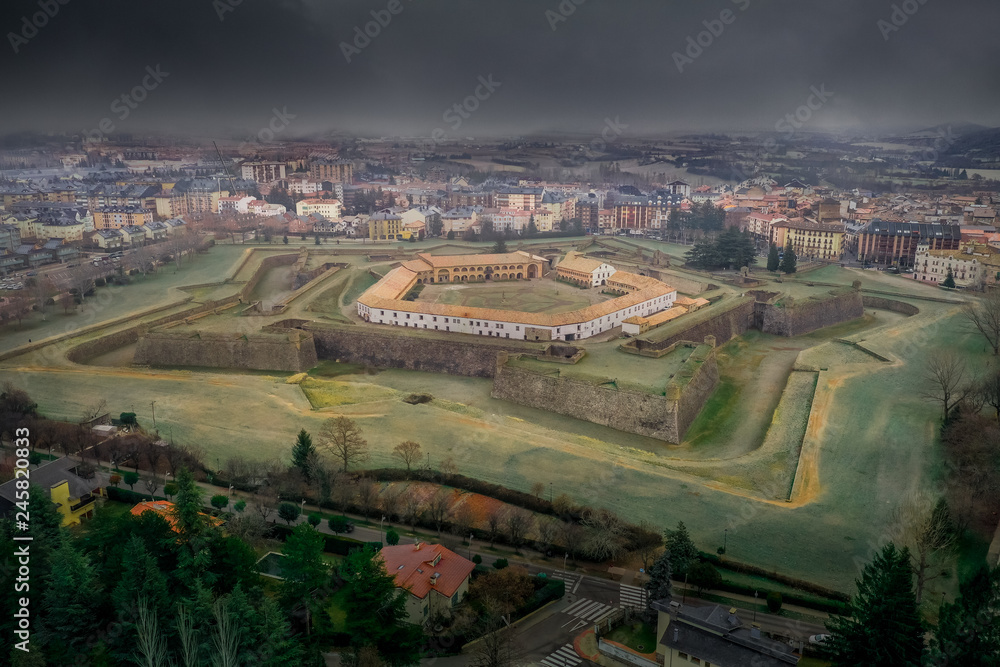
[379,542,475,623]
[130,500,222,532]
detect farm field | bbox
[0,243,984,591]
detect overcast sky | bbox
[1,0,998,140]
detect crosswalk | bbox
[540,643,582,667]
[562,597,615,622]
[549,570,580,590]
[620,583,648,608]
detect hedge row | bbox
[266,523,380,556]
[699,551,850,603]
[712,579,848,615]
[106,486,166,504]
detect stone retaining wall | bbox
[133,330,317,372]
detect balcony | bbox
[69,494,95,513]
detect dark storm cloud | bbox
[1,0,998,138]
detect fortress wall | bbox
[133,330,317,372]
[757,290,864,337]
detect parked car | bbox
[808,634,830,645]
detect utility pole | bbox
[150,400,156,428]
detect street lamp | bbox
[228,485,233,498]
[753,590,758,623]
[469,533,474,560]
[563,552,568,573]
[380,516,386,544]
[723,528,728,554]
[150,400,156,429]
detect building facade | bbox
[309,158,354,183]
[857,220,962,267]
[94,206,153,230]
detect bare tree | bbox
[379,484,406,522]
[561,520,585,563]
[535,519,560,555]
[254,487,277,521]
[451,502,476,539]
[530,482,546,498]
[439,456,459,476]
[319,416,369,472]
[65,263,98,302]
[425,488,453,536]
[225,512,269,546]
[392,440,422,475]
[469,599,521,667]
[0,295,32,328]
[143,475,160,500]
[503,507,535,552]
[80,398,108,424]
[400,487,425,531]
[889,492,957,604]
[28,275,56,321]
[978,365,1000,421]
[922,352,974,421]
[332,473,356,513]
[356,479,380,521]
[485,507,504,547]
[125,243,156,276]
[964,290,1000,355]
[582,508,629,561]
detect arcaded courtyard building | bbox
[357,252,677,342]
[401,251,546,283]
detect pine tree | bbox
[645,551,672,606]
[492,236,508,254]
[824,543,924,666]
[780,241,797,274]
[767,244,780,272]
[253,596,305,667]
[664,521,698,578]
[40,537,103,660]
[527,216,538,237]
[926,566,1000,666]
[281,523,328,635]
[172,468,206,537]
[291,429,315,481]
[109,535,172,663]
[340,547,422,665]
[943,268,956,288]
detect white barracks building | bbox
[356,252,676,342]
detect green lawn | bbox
[604,621,657,653]
[425,280,601,315]
[326,587,350,632]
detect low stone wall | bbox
[861,295,920,316]
[305,324,540,378]
[491,343,718,443]
[66,296,240,364]
[756,289,864,337]
[134,330,317,372]
[622,296,755,356]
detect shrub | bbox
[493,558,509,570]
[472,554,482,565]
[329,515,350,534]
[95,277,106,287]
[385,528,400,545]
[278,502,301,525]
[233,499,246,513]
[688,561,721,592]
[122,471,139,490]
[163,482,178,499]
[106,486,166,505]
[109,474,121,488]
[766,591,783,613]
[308,513,322,528]
[210,494,229,511]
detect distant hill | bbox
[905,122,992,139]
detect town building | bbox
[379,542,475,624]
[0,458,106,527]
[771,219,845,260]
[296,198,343,219]
[240,160,286,183]
[94,205,153,230]
[369,211,406,241]
[912,242,999,287]
[495,186,544,211]
[309,158,354,183]
[857,220,962,267]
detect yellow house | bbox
[0,458,106,527]
[369,212,407,241]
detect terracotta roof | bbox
[379,543,474,599]
[358,267,675,327]
[130,500,221,532]
[414,251,545,269]
[556,253,608,275]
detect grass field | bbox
[422,280,605,315]
[2,243,990,592]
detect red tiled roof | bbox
[379,543,474,599]
[130,500,221,532]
